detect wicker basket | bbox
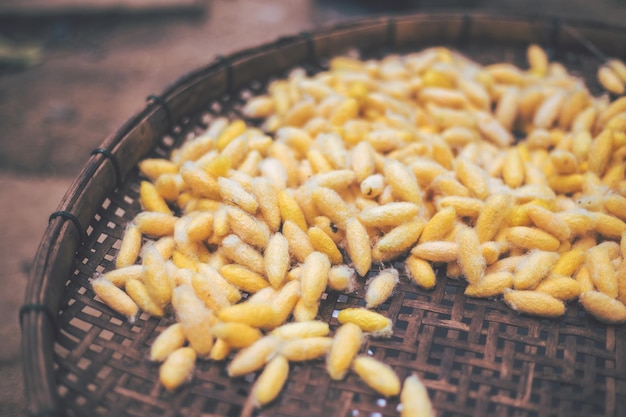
[21,12,626,417]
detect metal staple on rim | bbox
[49,210,87,246]
[146,94,174,132]
[91,148,123,189]
[19,303,59,333]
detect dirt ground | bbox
[1,0,625,416]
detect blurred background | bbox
[1,0,625,416]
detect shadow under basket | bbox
[21,12,626,417]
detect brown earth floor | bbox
[2,0,625,416]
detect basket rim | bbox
[21,10,626,417]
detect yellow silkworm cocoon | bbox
[495,87,519,130]
[405,255,437,290]
[215,119,246,151]
[547,174,583,194]
[506,226,560,251]
[227,335,281,377]
[251,177,281,232]
[436,196,484,218]
[180,161,220,199]
[282,220,315,263]
[360,174,385,198]
[150,323,186,362]
[185,212,214,242]
[586,246,618,298]
[503,289,565,318]
[242,95,275,118]
[352,141,376,182]
[337,308,393,337]
[292,298,319,322]
[246,286,277,305]
[280,336,333,362]
[270,281,301,328]
[226,207,269,250]
[159,347,196,392]
[593,212,626,239]
[481,241,507,265]
[365,268,399,308]
[327,323,363,380]
[140,181,172,215]
[579,291,626,324]
[313,216,344,245]
[533,91,565,129]
[125,278,164,317]
[283,99,315,127]
[588,129,613,177]
[269,281,301,327]
[210,338,231,361]
[220,234,265,275]
[351,355,401,397]
[271,320,330,340]
[359,202,421,228]
[411,241,459,263]
[253,355,289,407]
[486,255,526,274]
[477,115,514,147]
[345,217,372,277]
[598,65,625,95]
[535,275,582,300]
[604,194,626,220]
[264,232,290,288]
[420,206,456,243]
[400,375,435,417]
[458,79,490,110]
[103,264,143,287]
[411,159,448,187]
[328,264,356,292]
[526,204,571,241]
[420,87,467,109]
[549,149,578,175]
[608,58,626,83]
[278,189,308,231]
[191,271,231,312]
[171,284,215,357]
[527,44,549,76]
[430,174,471,197]
[134,212,177,237]
[456,226,486,285]
[197,264,241,304]
[92,277,139,322]
[142,244,172,308]
[172,249,198,271]
[375,220,424,254]
[512,250,559,290]
[455,157,489,200]
[551,249,586,277]
[301,251,331,308]
[311,186,352,229]
[308,226,344,265]
[502,148,525,189]
[558,210,597,237]
[211,322,262,349]
[116,223,142,268]
[383,158,422,204]
[138,158,178,181]
[312,169,356,191]
[219,264,269,294]
[464,271,513,298]
[218,177,258,214]
[218,302,278,330]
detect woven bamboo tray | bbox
[21,12,626,417]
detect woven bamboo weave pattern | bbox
[22,13,626,417]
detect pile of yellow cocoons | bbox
[91,44,626,412]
